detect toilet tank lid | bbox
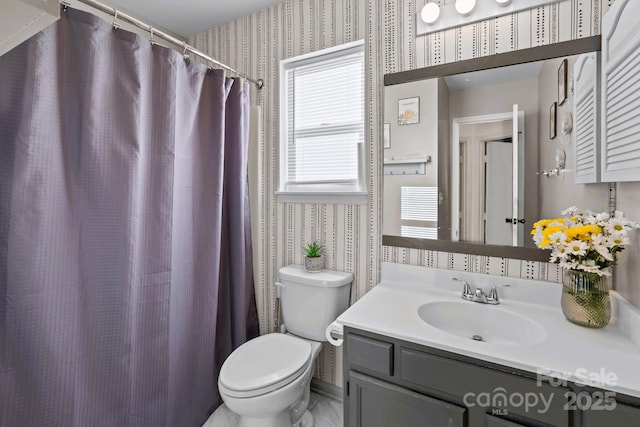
[279,265,353,288]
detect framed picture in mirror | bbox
[558,58,567,105]
[398,97,420,125]
[383,123,390,148]
[550,102,557,139]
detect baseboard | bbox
[311,378,343,402]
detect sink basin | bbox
[417,301,547,345]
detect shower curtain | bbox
[0,8,258,426]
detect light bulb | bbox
[496,0,512,6]
[421,2,441,24]
[455,0,476,16]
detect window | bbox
[278,41,366,204]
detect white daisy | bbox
[595,212,610,224]
[561,206,580,216]
[591,234,614,261]
[604,218,627,235]
[577,260,610,276]
[548,231,567,246]
[532,228,544,246]
[605,232,631,248]
[567,240,589,256]
[559,260,579,270]
[550,245,569,263]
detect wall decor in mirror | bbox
[383,37,611,261]
[558,59,567,106]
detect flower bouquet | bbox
[531,207,638,328]
[531,206,638,276]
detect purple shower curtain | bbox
[0,8,258,426]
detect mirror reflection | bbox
[383,52,608,248]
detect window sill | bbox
[276,191,368,205]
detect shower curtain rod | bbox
[63,0,264,89]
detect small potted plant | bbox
[303,241,324,273]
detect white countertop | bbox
[334,262,640,398]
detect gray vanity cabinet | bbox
[343,327,640,427]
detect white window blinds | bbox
[400,187,438,221]
[280,42,365,199]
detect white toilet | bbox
[218,265,352,427]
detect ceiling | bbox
[444,61,544,91]
[106,0,287,38]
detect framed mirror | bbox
[383,37,605,261]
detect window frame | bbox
[277,40,367,204]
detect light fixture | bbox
[420,2,441,24]
[417,0,565,36]
[455,0,476,16]
[539,149,566,178]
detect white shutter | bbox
[601,0,640,182]
[280,42,365,193]
[573,52,600,184]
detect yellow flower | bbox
[588,224,603,235]
[565,224,602,240]
[540,238,552,248]
[532,218,565,229]
[542,225,564,237]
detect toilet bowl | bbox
[217,265,352,427]
[219,333,321,427]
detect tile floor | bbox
[202,391,343,427]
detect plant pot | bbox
[561,269,611,328]
[304,255,324,273]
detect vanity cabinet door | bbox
[348,371,466,427]
[399,348,571,427]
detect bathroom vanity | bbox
[343,328,640,426]
[335,263,640,427]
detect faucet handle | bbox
[488,284,511,303]
[452,277,473,298]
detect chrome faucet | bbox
[452,278,510,305]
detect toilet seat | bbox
[219,333,312,398]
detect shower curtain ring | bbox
[112,10,120,30]
[149,27,156,46]
[183,42,190,61]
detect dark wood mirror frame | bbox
[383,36,602,262]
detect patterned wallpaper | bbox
[191,0,610,387]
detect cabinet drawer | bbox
[350,371,466,427]
[583,400,640,426]
[347,334,393,376]
[485,414,527,427]
[400,348,570,427]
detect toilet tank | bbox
[277,265,352,341]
